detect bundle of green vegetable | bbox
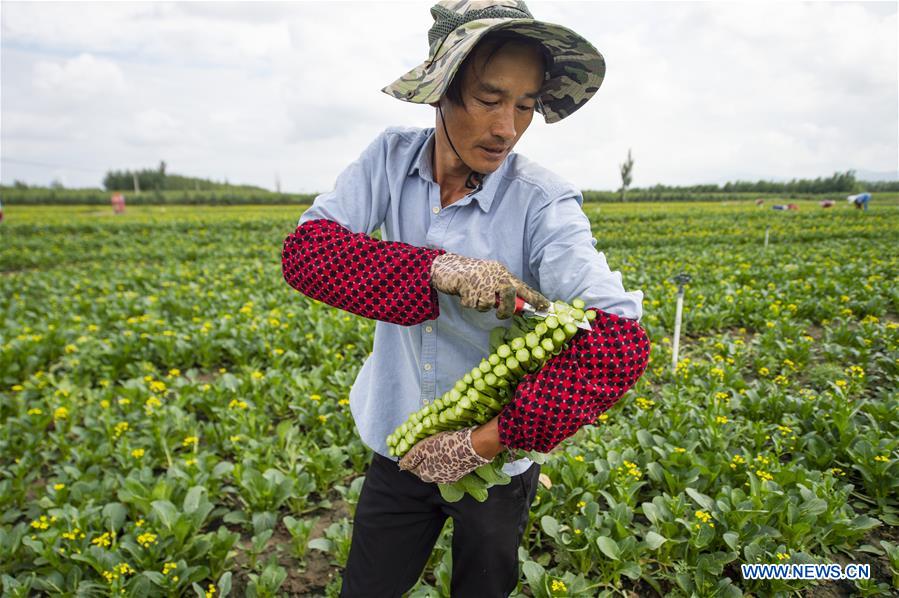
[387,298,596,502]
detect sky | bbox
[1,0,897,193]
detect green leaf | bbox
[596,536,621,560]
[686,488,715,511]
[218,572,232,598]
[636,429,655,448]
[308,538,332,553]
[645,531,667,550]
[259,562,287,590]
[102,502,127,531]
[723,531,740,551]
[522,561,547,598]
[151,500,179,530]
[540,516,560,541]
[183,486,204,514]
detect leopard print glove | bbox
[398,427,491,484]
[430,253,550,319]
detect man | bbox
[847,192,871,210]
[281,2,650,596]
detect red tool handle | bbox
[494,294,527,314]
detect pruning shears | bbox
[510,296,593,331]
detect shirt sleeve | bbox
[281,130,446,326]
[296,130,392,235]
[525,191,643,319]
[497,309,650,452]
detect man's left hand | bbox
[398,427,491,484]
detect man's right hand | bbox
[429,253,550,319]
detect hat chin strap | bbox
[438,105,484,191]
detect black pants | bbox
[340,452,540,598]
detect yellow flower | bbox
[131,448,145,459]
[27,408,42,415]
[756,469,773,481]
[757,367,769,377]
[310,394,321,402]
[835,379,847,388]
[673,447,686,453]
[100,399,110,409]
[229,435,242,443]
[318,415,329,424]
[114,422,130,438]
[168,368,181,377]
[596,413,609,424]
[30,515,51,530]
[135,518,145,527]
[12,384,24,392]
[137,532,157,548]
[846,365,865,379]
[273,348,285,356]
[874,455,890,463]
[695,510,712,523]
[149,380,167,394]
[715,391,729,400]
[250,371,264,380]
[715,416,728,425]
[338,398,350,406]
[54,407,69,420]
[53,483,65,491]
[185,458,197,466]
[635,397,656,410]
[163,562,178,575]
[573,528,582,535]
[574,455,585,462]
[777,552,790,561]
[577,500,587,508]
[92,531,115,548]
[182,436,198,448]
[228,399,249,410]
[65,344,77,354]
[205,583,217,598]
[144,396,162,413]
[829,467,846,476]
[550,579,567,593]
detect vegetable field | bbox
[1,201,897,597]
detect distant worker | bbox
[847,192,871,211]
[0,198,4,223]
[111,193,126,214]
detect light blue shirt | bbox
[297,126,643,476]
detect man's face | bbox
[438,40,545,175]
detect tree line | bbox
[100,161,267,193]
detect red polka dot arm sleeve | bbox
[281,218,447,326]
[497,309,651,453]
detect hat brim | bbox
[382,18,605,124]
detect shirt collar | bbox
[408,128,506,214]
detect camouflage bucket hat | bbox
[382,0,605,124]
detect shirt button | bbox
[425,325,433,333]
[432,206,440,214]
[423,363,432,371]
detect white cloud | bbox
[1,1,896,190]
[33,53,126,99]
